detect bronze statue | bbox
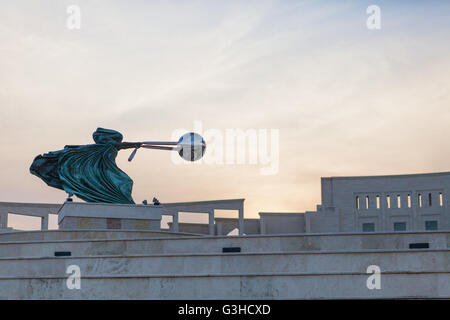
[30,128,205,204]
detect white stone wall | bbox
[262,171,450,234]
[325,172,449,233]
[0,230,448,299]
[260,213,305,234]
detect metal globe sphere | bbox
[177,132,206,161]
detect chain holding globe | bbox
[129,132,206,162]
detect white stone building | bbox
[260,171,449,235]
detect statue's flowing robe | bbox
[30,128,135,204]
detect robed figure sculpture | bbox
[30,127,205,204]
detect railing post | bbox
[208,211,215,235]
[173,213,179,232]
[0,212,8,230]
[41,215,49,230]
[260,215,266,234]
[216,221,223,235]
[238,201,244,235]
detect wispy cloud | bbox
[0,0,449,226]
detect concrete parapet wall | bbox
[0,231,448,258]
[0,272,448,299]
[0,231,448,299]
[58,202,163,232]
[59,217,161,231]
[0,249,448,277]
[0,229,199,242]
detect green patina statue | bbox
[30,127,206,204]
[30,128,141,204]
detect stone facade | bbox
[0,230,448,299]
[58,202,162,231]
[261,171,450,234]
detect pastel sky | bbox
[1,0,449,229]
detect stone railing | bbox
[161,199,245,235]
[0,202,62,230]
[0,199,246,235]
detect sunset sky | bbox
[1,0,449,229]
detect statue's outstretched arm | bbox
[116,142,143,150]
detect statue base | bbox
[57,202,162,231]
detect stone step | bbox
[0,231,447,258]
[0,271,449,299]
[0,249,447,277]
[0,229,199,242]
